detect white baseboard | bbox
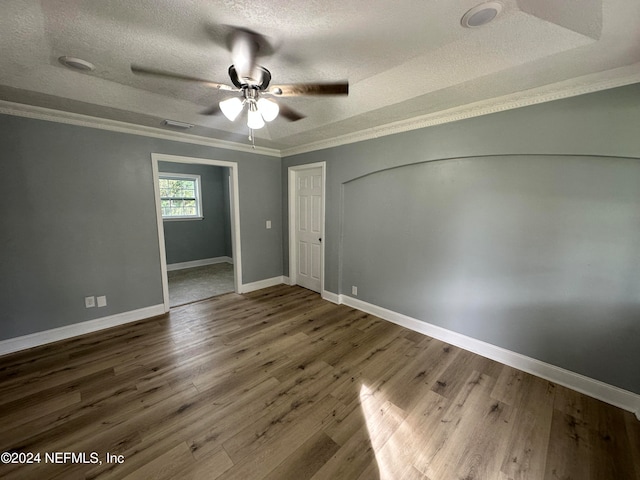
[322,290,342,304]
[339,295,640,417]
[167,256,233,271]
[0,304,166,357]
[282,276,291,285]
[240,276,287,293]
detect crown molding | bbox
[0,100,281,158]
[280,65,640,157]
[2,64,640,159]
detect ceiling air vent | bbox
[163,120,194,129]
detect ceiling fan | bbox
[131,27,349,141]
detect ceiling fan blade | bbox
[200,104,222,116]
[279,104,306,122]
[131,65,238,91]
[267,82,349,97]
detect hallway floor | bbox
[167,262,234,307]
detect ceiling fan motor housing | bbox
[228,65,272,90]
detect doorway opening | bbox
[152,153,242,311]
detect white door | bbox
[293,167,323,292]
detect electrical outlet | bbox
[97,295,107,307]
[352,286,358,296]
[266,220,272,229]
[85,296,95,308]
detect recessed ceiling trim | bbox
[281,65,640,157]
[0,100,280,157]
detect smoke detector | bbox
[461,2,503,28]
[58,56,95,71]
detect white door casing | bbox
[151,153,242,311]
[289,164,325,293]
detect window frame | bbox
[158,172,203,221]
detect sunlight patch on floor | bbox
[359,383,423,479]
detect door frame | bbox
[152,153,242,312]
[288,162,326,294]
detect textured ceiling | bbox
[1,0,639,153]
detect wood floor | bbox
[0,285,638,480]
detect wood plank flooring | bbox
[0,285,638,479]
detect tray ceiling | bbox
[1,0,639,154]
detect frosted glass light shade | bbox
[219,97,243,121]
[247,106,265,129]
[257,98,279,122]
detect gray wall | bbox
[158,162,232,264]
[282,83,640,394]
[0,115,282,341]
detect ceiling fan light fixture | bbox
[130,27,347,142]
[257,98,279,122]
[219,97,244,121]
[247,103,265,129]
